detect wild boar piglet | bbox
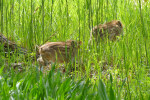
[89,20,123,44]
[37,40,82,66]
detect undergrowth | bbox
[0,0,150,99]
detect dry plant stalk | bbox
[37,40,82,67]
[89,20,123,44]
[33,7,40,14]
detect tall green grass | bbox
[0,0,150,99]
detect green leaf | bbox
[0,66,4,75]
[98,78,109,100]
[117,77,127,100]
[110,73,113,85]
[110,87,115,100]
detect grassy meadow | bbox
[0,0,150,99]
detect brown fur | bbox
[89,20,123,44]
[37,40,82,66]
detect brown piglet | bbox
[37,40,82,67]
[89,20,123,44]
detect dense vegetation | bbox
[0,0,150,99]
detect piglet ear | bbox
[71,41,75,48]
[117,21,123,28]
[77,41,82,48]
[36,45,39,48]
[35,45,40,59]
[79,41,82,44]
[35,45,39,52]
